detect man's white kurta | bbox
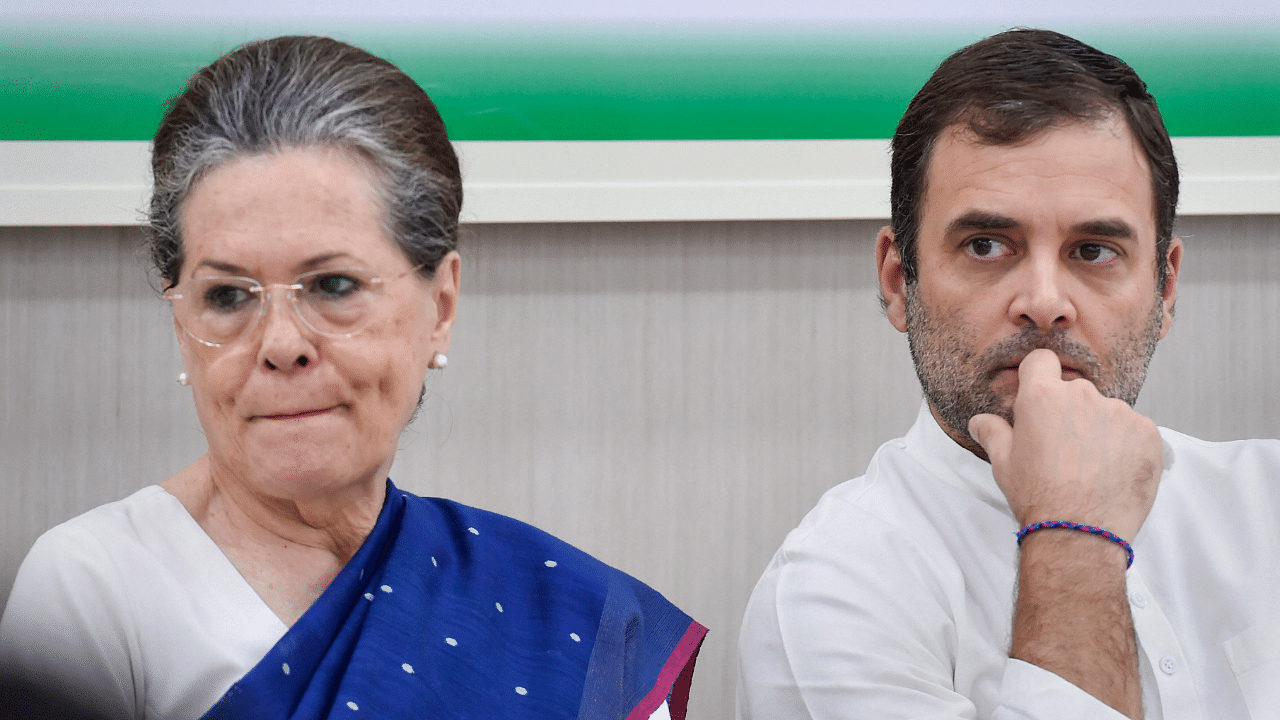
[738,404,1280,719]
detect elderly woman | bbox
[0,37,705,719]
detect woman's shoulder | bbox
[377,489,704,720]
[3,485,285,720]
[6,484,271,650]
[0,486,196,717]
[388,489,692,623]
[21,486,185,563]
[7,483,246,624]
[395,492,615,579]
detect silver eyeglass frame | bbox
[164,264,425,348]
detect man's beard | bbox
[903,283,1164,455]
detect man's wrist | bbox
[1017,521,1134,567]
[1016,526,1132,572]
[1012,530,1141,718]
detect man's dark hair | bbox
[890,28,1178,290]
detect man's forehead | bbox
[922,117,1157,227]
[931,115,1149,170]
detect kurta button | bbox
[1130,592,1147,608]
[1160,655,1178,675]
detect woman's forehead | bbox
[180,148,400,278]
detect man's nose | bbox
[1008,255,1076,329]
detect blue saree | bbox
[202,481,706,719]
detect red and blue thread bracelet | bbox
[1015,521,1134,568]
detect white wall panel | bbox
[4,138,1277,225]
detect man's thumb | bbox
[968,413,1011,460]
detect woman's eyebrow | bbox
[298,252,358,270]
[194,253,360,276]
[194,259,247,275]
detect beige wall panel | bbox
[0,226,206,585]
[391,219,924,717]
[2,214,1278,718]
[1138,215,1280,441]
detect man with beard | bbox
[737,28,1280,720]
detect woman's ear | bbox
[429,251,461,349]
[173,314,193,385]
[876,227,908,333]
[174,314,192,356]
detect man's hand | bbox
[968,348,1163,719]
[968,348,1163,541]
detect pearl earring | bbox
[177,372,190,386]
[429,352,448,370]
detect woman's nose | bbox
[256,288,316,371]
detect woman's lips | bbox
[257,407,336,420]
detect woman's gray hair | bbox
[149,36,461,288]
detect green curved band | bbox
[3,25,1276,141]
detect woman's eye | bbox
[204,284,253,311]
[309,273,362,298]
[1075,243,1118,263]
[965,237,1010,259]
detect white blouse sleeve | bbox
[0,526,141,719]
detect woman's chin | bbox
[221,432,387,502]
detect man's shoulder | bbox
[738,431,1019,720]
[777,431,1008,561]
[1152,428,1280,511]
[782,438,909,541]
[1159,427,1280,477]
[1159,425,1280,451]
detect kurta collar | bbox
[901,401,1014,516]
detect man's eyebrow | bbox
[944,213,1138,241]
[1074,219,1137,240]
[946,211,1019,234]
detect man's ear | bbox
[429,251,461,349]
[877,226,908,333]
[1158,237,1183,340]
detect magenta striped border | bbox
[626,620,709,720]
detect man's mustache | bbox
[980,328,1102,381]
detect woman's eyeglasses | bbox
[165,265,422,347]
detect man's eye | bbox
[1075,244,1118,263]
[965,237,1010,259]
